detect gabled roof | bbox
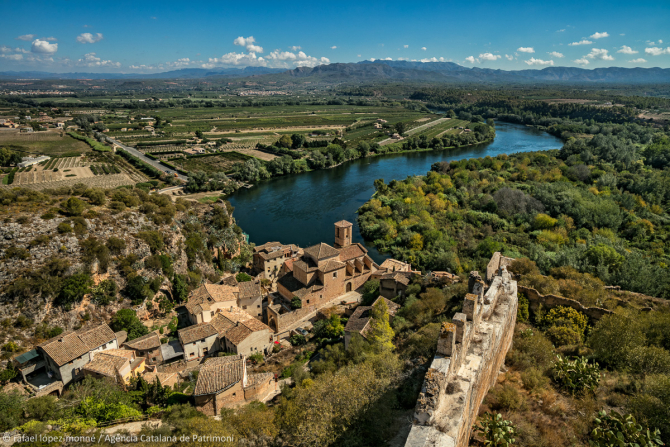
[303,242,340,261]
[103,349,135,360]
[185,283,239,315]
[224,324,253,346]
[238,281,263,300]
[379,258,410,273]
[345,306,372,334]
[83,353,128,378]
[160,340,184,361]
[337,243,367,262]
[178,323,218,345]
[38,331,90,367]
[321,259,346,273]
[193,355,246,396]
[124,332,161,351]
[77,324,116,350]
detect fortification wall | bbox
[518,285,613,322]
[406,254,518,447]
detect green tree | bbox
[291,297,302,309]
[394,122,406,135]
[61,197,86,216]
[56,273,93,309]
[110,309,148,340]
[278,135,293,148]
[367,298,395,351]
[172,274,189,303]
[0,391,25,431]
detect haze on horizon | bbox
[1,0,669,74]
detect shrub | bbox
[540,306,588,345]
[57,222,72,234]
[61,197,86,216]
[589,313,646,371]
[520,367,550,392]
[56,273,93,309]
[249,353,264,364]
[235,272,252,282]
[507,327,556,371]
[551,355,600,395]
[291,296,302,310]
[476,412,517,446]
[289,334,306,346]
[106,236,126,254]
[589,410,663,447]
[546,325,583,346]
[490,383,524,411]
[517,293,529,323]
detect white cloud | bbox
[420,57,447,63]
[629,58,647,63]
[233,36,263,53]
[31,39,58,54]
[0,46,12,53]
[77,52,121,68]
[44,37,57,41]
[357,54,361,57]
[585,48,614,61]
[590,31,609,39]
[517,47,534,53]
[290,46,301,51]
[574,57,590,65]
[330,46,337,49]
[421,47,427,51]
[645,47,670,56]
[0,54,24,61]
[548,51,564,58]
[479,52,501,61]
[77,33,103,44]
[569,40,593,46]
[557,29,566,32]
[16,34,35,41]
[465,56,477,63]
[505,54,514,60]
[403,45,409,48]
[267,51,297,61]
[524,57,554,66]
[617,45,638,54]
[383,57,392,60]
[660,39,664,44]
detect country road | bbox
[106,136,189,182]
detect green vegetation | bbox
[66,131,111,152]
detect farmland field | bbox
[0,130,91,156]
[169,152,253,174]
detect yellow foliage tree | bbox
[368,298,395,351]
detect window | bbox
[257,305,261,308]
[306,299,310,304]
[152,357,157,361]
[190,353,195,357]
[211,311,214,317]
[333,272,337,278]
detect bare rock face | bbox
[406,253,518,447]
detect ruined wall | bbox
[406,256,518,447]
[518,285,613,322]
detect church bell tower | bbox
[334,220,353,248]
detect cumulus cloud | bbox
[557,29,566,32]
[16,34,35,41]
[77,33,103,44]
[574,57,590,65]
[403,45,409,48]
[479,52,501,61]
[645,47,670,56]
[421,47,427,51]
[590,32,609,39]
[0,54,24,61]
[548,51,564,58]
[629,58,647,63]
[290,46,301,51]
[465,56,477,63]
[330,46,337,49]
[585,48,614,61]
[517,47,534,53]
[617,45,638,54]
[569,40,592,46]
[233,36,263,53]
[31,39,58,54]
[505,54,514,60]
[420,57,448,63]
[524,57,554,66]
[77,52,121,67]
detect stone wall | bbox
[405,257,518,447]
[518,285,613,322]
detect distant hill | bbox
[1,61,668,83]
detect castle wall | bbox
[518,285,613,322]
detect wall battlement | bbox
[405,253,518,447]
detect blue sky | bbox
[1,0,669,73]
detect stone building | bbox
[37,332,92,386]
[275,221,378,312]
[237,280,265,318]
[178,323,219,361]
[124,332,163,365]
[184,283,239,325]
[82,349,145,385]
[344,296,400,348]
[252,242,300,282]
[193,355,276,416]
[210,310,273,356]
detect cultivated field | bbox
[169,152,253,174]
[0,130,91,156]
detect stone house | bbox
[193,355,276,416]
[184,283,239,325]
[82,350,143,385]
[275,221,378,313]
[178,323,219,361]
[37,332,92,386]
[237,280,264,318]
[142,369,178,388]
[124,333,163,365]
[252,242,300,282]
[344,297,400,349]
[378,271,413,299]
[210,310,273,356]
[77,323,119,354]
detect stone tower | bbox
[334,220,353,248]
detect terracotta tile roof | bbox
[238,281,263,300]
[124,332,161,351]
[381,272,412,286]
[322,260,346,273]
[103,349,135,360]
[379,258,410,272]
[337,243,366,262]
[193,355,245,396]
[84,353,128,377]
[114,331,128,346]
[345,306,372,334]
[143,371,176,386]
[277,273,323,298]
[375,296,401,316]
[224,324,253,345]
[178,323,218,345]
[283,259,294,272]
[293,258,318,273]
[185,284,239,314]
[241,318,271,333]
[38,331,90,367]
[246,372,274,387]
[334,220,353,228]
[303,242,340,261]
[221,275,239,287]
[77,324,116,350]
[253,241,281,252]
[209,313,236,335]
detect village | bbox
[6,219,429,418]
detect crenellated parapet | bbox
[406,253,518,447]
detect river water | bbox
[228,122,562,263]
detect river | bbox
[228,122,562,263]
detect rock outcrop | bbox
[405,253,518,447]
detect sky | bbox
[1,0,669,74]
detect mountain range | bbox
[1,60,669,83]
